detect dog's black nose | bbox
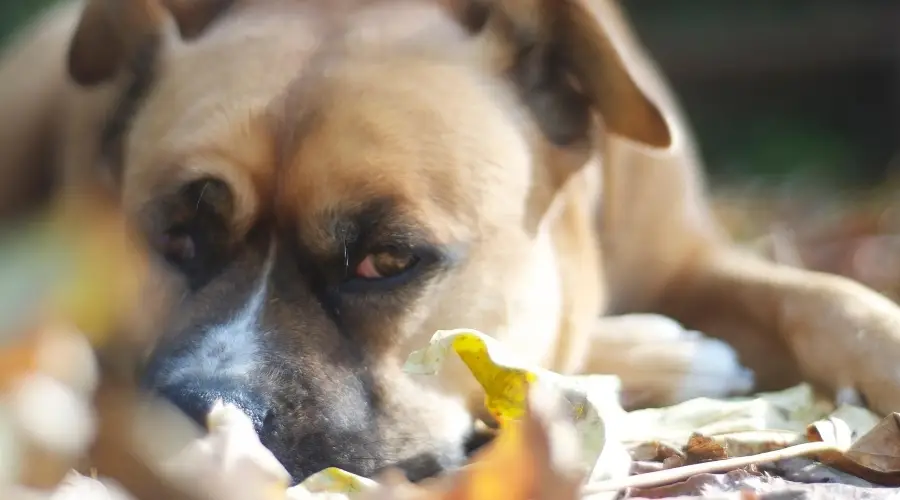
[155,379,271,433]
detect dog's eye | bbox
[150,177,233,289]
[355,249,420,280]
[158,229,196,268]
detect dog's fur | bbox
[4,0,900,485]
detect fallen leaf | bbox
[352,469,443,500]
[583,441,839,494]
[715,431,803,457]
[629,441,685,462]
[630,461,666,475]
[440,383,585,500]
[623,468,762,498]
[622,468,898,499]
[807,415,854,452]
[808,405,881,447]
[158,401,290,500]
[806,410,900,485]
[684,434,729,465]
[757,458,877,487]
[289,468,378,498]
[839,413,900,485]
[663,455,686,469]
[621,384,837,451]
[403,329,631,486]
[4,471,136,500]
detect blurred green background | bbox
[2,0,899,190]
[628,0,900,189]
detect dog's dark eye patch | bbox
[336,198,461,280]
[144,177,236,289]
[285,197,465,314]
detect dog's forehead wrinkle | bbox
[270,49,533,247]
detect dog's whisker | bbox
[194,180,210,213]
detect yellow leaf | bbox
[403,329,630,486]
[293,467,378,496]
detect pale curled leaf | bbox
[807,403,882,459]
[808,416,854,451]
[0,325,100,493]
[288,468,377,498]
[2,471,136,500]
[620,384,834,449]
[403,329,630,485]
[9,374,96,458]
[158,401,290,500]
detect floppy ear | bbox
[67,0,234,86]
[447,0,671,149]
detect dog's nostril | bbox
[157,384,216,429]
[154,380,271,434]
[261,409,276,434]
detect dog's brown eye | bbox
[355,250,419,279]
[158,230,196,266]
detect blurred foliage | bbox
[0,0,57,46]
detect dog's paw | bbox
[594,314,756,409]
[774,277,900,416]
[669,333,756,403]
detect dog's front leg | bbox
[657,247,900,415]
[583,313,755,409]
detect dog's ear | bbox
[68,0,234,86]
[446,0,671,149]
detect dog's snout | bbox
[156,378,271,432]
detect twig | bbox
[581,440,837,496]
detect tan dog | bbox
[3,0,900,484]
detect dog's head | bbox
[65,0,671,483]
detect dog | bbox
[3,0,900,486]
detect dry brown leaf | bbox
[662,455,686,470]
[629,441,685,463]
[622,469,897,500]
[839,413,900,485]
[684,434,729,465]
[582,441,839,495]
[808,412,900,485]
[756,458,877,487]
[622,468,761,499]
[715,431,803,457]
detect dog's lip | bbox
[369,452,457,484]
